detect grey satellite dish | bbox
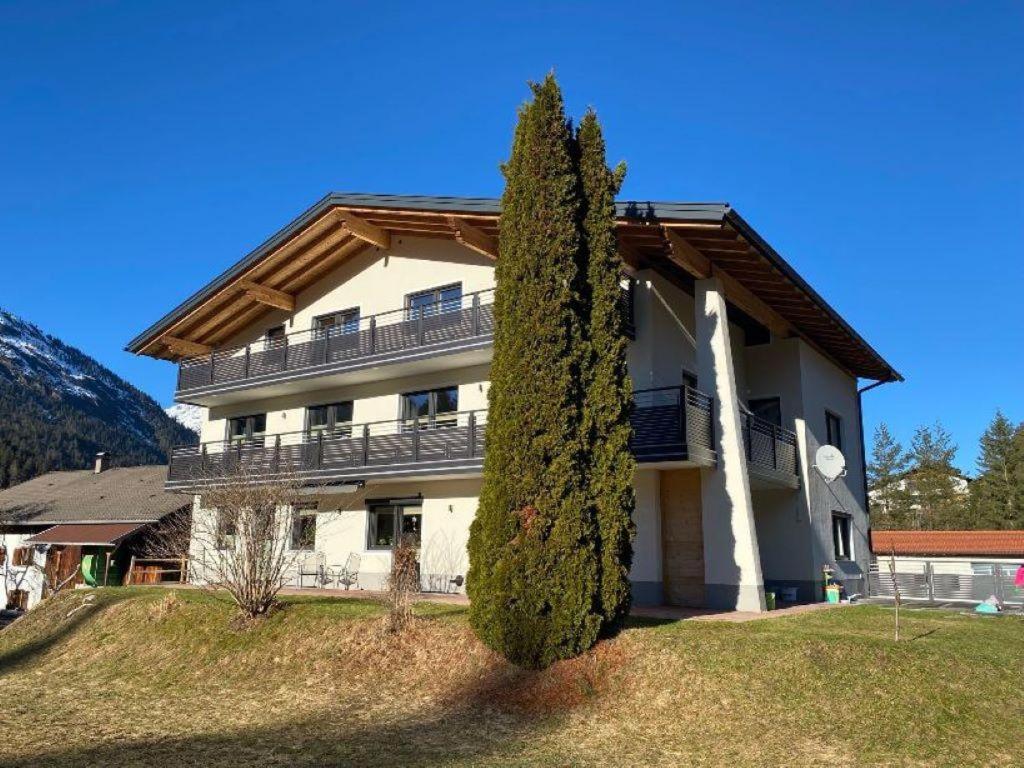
[814,445,847,482]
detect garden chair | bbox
[297,551,326,588]
[328,553,360,590]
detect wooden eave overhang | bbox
[126,193,900,382]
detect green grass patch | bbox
[0,590,1021,767]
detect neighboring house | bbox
[869,529,1024,605]
[125,193,901,611]
[869,467,970,518]
[0,455,190,611]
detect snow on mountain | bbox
[0,307,198,486]
[165,403,203,434]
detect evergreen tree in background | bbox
[867,422,911,529]
[970,411,1024,529]
[467,74,601,668]
[576,109,636,630]
[908,422,963,529]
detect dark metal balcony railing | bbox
[166,386,800,490]
[630,386,715,463]
[176,288,495,393]
[741,410,799,478]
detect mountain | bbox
[0,308,198,488]
[165,403,203,435]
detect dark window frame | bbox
[306,401,354,437]
[749,397,783,428]
[313,308,360,337]
[226,413,267,444]
[405,283,463,319]
[682,369,699,391]
[290,503,318,551]
[825,410,843,451]
[400,386,459,429]
[366,503,423,551]
[831,512,852,560]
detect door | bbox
[660,469,705,606]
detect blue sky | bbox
[1,1,1021,472]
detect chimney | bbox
[94,452,110,474]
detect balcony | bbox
[175,289,496,406]
[741,410,800,489]
[165,387,799,491]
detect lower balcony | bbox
[165,386,798,491]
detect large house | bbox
[126,193,901,611]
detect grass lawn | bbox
[0,588,1021,767]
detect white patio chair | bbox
[297,551,326,588]
[328,553,360,590]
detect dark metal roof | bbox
[25,522,149,547]
[0,465,188,526]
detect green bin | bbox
[765,591,776,611]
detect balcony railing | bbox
[166,386,800,491]
[176,288,496,394]
[630,386,715,464]
[741,410,799,482]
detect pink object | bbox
[1015,565,1024,588]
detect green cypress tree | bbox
[577,110,636,629]
[467,74,601,668]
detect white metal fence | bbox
[868,558,1024,606]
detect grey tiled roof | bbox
[0,466,188,525]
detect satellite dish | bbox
[814,445,847,482]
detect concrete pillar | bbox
[695,277,767,612]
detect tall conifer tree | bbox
[467,75,601,668]
[867,422,911,529]
[577,110,636,629]
[970,411,1024,529]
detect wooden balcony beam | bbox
[663,227,712,279]
[446,216,497,259]
[238,280,295,312]
[338,211,391,249]
[162,336,212,357]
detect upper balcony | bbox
[175,289,495,406]
[165,385,799,492]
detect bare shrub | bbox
[385,534,421,633]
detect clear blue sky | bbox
[1,2,1021,473]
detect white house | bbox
[126,193,901,611]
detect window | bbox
[749,397,782,427]
[227,413,267,445]
[401,386,458,429]
[290,503,317,550]
[367,504,423,550]
[307,401,353,436]
[825,410,843,451]
[682,370,698,391]
[265,324,286,342]
[831,513,852,560]
[314,308,360,336]
[216,510,236,549]
[619,276,635,338]
[406,283,462,318]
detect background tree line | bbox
[868,411,1024,530]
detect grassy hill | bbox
[0,589,1021,767]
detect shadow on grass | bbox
[4,644,578,768]
[0,591,131,674]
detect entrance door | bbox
[661,469,705,606]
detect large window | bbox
[227,414,267,445]
[314,308,360,336]
[401,386,458,429]
[367,503,423,550]
[831,513,852,560]
[749,397,782,427]
[406,283,462,318]
[307,401,354,437]
[290,503,317,550]
[825,410,843,451]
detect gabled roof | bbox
[126,192,900,382]
[0,465,188,526]
[871,530,1024,558]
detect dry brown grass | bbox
[0,589,1021,767]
